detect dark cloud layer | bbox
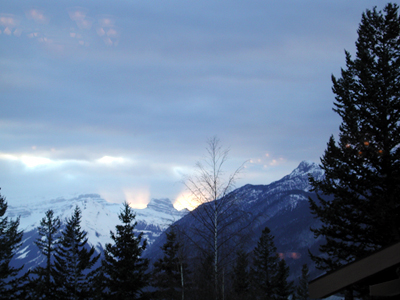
[0,0,389,208]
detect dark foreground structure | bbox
[309,242,400,298]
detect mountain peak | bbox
[146,198,175,213]
[289,161,320,178]
[267,160,323,192]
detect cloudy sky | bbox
[0,0,390,209]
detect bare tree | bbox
[184,137,250,300]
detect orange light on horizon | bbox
[124,188,150,209]
[173,192,200,211]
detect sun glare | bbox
[0,152,54,168]
[124,188,150,209]
[173,192,199,211]
[20,155,53,168]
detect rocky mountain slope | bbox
[145,160,326,281]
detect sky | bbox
[0,0,393,210]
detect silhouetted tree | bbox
[191,252,214,300]
[151,229,188,300]
[0,189,23,300]
[309,3,400,298]
[102,202,149,300]
[31,209,61,299]
[274,259,293,300]
[231,248,250,300]
[294,264,309,300]
[250,227,279,300]
[184,137,248,300]
[54,206,100,300]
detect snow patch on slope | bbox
[7,194,188,252]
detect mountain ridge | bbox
[145,160,325,281]
[9,160,325,281]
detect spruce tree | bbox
[250,227,279,300]
[231,248,250,300]
[32,209,61,298]
[102,202,149,300]
[191,252,214,300]
[309,3,400,297]
[151,229,188,300]
[0,190,23,300]
[54,206,100,300]
[274,259,293,300]
[295,264,309,300]
[310,0,400,259]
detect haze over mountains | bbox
[9,160,325,280]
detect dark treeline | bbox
[0,192,310,300]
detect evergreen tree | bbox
[191,252,214,300]
[151,229,188,300]
[87,266,107,300]
[231,248,250,300]
[102,202,149,300]
[310,3,400,296]
[309,3,400,297]
[0,190,23,300]
[32,209,61,298]
[54,206,100,300]
[295,264,309,300]
[274,259,293,300]
[250,227,279,300]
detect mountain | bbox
[8,194,188,274]
[145,160,326,281]
[8,160,326,281]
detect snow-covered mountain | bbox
[8,160,325,280]
[8,195,188,273]
[145,160,326,280]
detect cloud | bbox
[0,0,382,209]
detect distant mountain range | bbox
[8,194,188,274]
[9,160,327,281]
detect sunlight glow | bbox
[173,191,199,211]
[124,188,150,209]
[0,153,55,168]
[20,155,53,168]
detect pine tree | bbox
[250,227,279,300]
[102,202,149,300]
[0,190,23,300]
[295,264,309,300]
[32,209,61,298]
[309,3,400,297]
[191,252,214,300]
[54,206,100,300]
[274,259,293,300]
[231,248,250,300]
[151,229,188,300]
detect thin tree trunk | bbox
[222,267,225,300]
[214,204,218,300]
[181,263,184,300]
